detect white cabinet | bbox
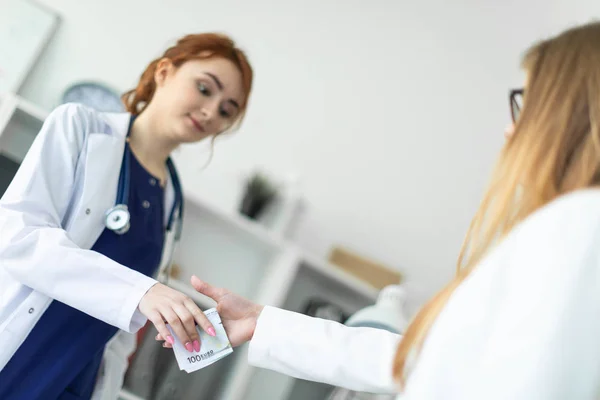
[0,93,380,400]
[0,93,47,160]
[0,93,47,196]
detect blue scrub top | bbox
[0,139,167,399]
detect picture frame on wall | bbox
[0,0,60,95]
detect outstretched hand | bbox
[139,282,215,354]
[156,276,264,349]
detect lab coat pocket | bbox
[0,293,50,370]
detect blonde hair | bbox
[393,20,600,387]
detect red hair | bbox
[122,33,253,125]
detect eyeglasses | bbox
[510,88,524,123]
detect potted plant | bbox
[239,172,278,220]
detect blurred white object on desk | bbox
[328,284,408,400]
[345,284,408,333]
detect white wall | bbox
[19,0,600,305]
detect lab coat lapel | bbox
[68,113,130,249]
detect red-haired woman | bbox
[0,33,253,399]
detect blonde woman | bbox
[161,21,600,399]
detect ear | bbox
[154,58,175,87]
[504,123,516,140]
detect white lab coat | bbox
[248,189,600,399]
[0,103,177,399]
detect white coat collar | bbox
[66,112,131,249]
[102,111,131,140]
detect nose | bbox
[199,106,212,122]
[200,100,220,121]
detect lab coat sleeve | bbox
[0,103,157,333]
[460,193,600,399]
[248,306,401,394]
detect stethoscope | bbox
[104,115,184,281]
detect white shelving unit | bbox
[0,93,381,400]
[0,93,48,165]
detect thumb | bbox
[191,275,223,301]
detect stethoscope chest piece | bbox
[104,115,182,243]
[105,204,131,235]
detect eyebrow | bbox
[204,72,240,109]
[205,72,223,90]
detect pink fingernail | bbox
[167,335,175,345]
[208,327,216,337]
[185,342,193,352]
[193,340,200,352]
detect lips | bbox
[189,115,206,133]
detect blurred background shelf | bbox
[0,93,45,197]
[15,95,49,121]
[185,188,286,250]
